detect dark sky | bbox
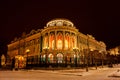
[0,0,120,55]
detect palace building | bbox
[7,18,106,68]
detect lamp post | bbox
[26,49,30,68]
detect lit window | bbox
[57,53,63,63]
[57,33,63,50]
[48,54,54,63]
[57,39,62,49]
[65,34,70,50]
[49,34,55,50]
[65,39,68,49]
[44,36,48,49]
[56,21,63,26]
[71,35,76,48]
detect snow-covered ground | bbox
[0,64,120,80]
[108,69,120,77]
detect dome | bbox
[46,18,74,28]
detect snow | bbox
[0,64,120,80]
[108,69,120,77]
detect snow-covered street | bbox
[0,64,120,80]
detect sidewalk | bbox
[27,65,110,76]
[15,64,120,77]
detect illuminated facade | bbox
[7,18,106,68]
[108,47,119,55]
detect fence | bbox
[5,55,110,69]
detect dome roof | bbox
[46,18,74,28]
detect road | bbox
[0,65,120,80]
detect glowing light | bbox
[44,36,48,49]
[26,49,30,53]
[57,53,63,63]
[18,56,24,60]
[48,54,54,63]
[65,39,68,49]
[57,39,62,49]
[49,34,55,50]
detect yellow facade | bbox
[7,18,106,68]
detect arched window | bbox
[48,53,54,63]
[73,54,77,64]
[57,33,63,50]
[56,21,63,26]
[58,39,62,48]
[49,34,55,50]
[65,33,70,49]
[71,35,76,48]
[42,55,46,62]
[57,53,63,63]
[44,36,48,49]
[65,40,68,49]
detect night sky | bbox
[0,0,120,55]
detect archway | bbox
[48,53,54,63]
[57,53,63,63]
[42,55,46,63]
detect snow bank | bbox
[108,69,120,77]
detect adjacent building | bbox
[7,18,107,68]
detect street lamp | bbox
[26,49,30,68]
